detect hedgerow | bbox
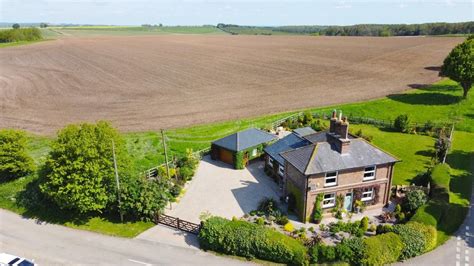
[406,222,437,252]
[0,28,42,43]
[393,224,426,260]
[362,232,404,265]
[198,216,308,265]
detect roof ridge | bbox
[304,143,319,175]
[236,131,239,151]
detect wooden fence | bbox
[155,213,201,235]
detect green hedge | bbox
[362,232,404,265]
[199,217,308,265]
[406,222,437,252]
[430,164,451,190]
[0,28,42,43]
[393,224,426,259]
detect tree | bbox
[39,121,130,214]
[12,23,20,29]
[404,189,427,212]
[119,175,171,221]
[0,129,35,181]
[39,23,48,28]
[440,39,473,98]
[394,114,410,133]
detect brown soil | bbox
[0,35,462,134]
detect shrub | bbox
[308,245,319,264]
[284,222,295,232]
[343,237,365,265]
[178,166,194,181]
[335,242,353,263]
[313,194,323,223]
[170,183,182,198]
[0,28,42,43]
[404,190,428,212]
[199,217,308,265]
[394,114,410,133]
[430,164,451,190]
[360,216,369,232]
[368,224,376,232]
[0,129,35,181]
[319,245,336,263]
[119,176,172,221]
[376,224,394,234]
[406,222,437,252]
[258,197,279,214]
[255,217,265,225]
[362,232,404,265]
[393,224,426,259]
[275,215,289,225]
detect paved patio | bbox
[167,156,281,223]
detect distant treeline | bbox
[217,22,473,36]
[0,28,43,43]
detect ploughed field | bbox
[0,35,462,134]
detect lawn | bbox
[45,25,226,37]
[0,78,472,238]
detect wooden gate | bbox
[155,213,201,235]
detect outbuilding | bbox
[210,128,277,169]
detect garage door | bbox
[219,148,234,165]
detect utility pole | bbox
[161,129,171,179]
[112,139,123,223]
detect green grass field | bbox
[0,78,472,237]
[43,26,226,37]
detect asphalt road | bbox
[0,209,249,266]
[397,181,474,266]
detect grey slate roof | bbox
[303,131,355,143]
[264,133,310,166]
[281,137,399,175]
[212,128,277,152]
[293,127,317,137]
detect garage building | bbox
[210,128,277,169]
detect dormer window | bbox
[363,166,376,181]
[325,171,338,187]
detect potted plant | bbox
[313,194,324,224]
[354,200,363,213]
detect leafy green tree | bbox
[119,176,171,221]
[404,189,427,212]
[394,114,410,133]
[440,39,473,98]
[12,23,20,29]
[39,121,130,214]
[0,129,35,181]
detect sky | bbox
[0,0,472,26]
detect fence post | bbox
[177,217,180,230]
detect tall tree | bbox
[12,23,20,29]
[0,129,35,181]
[440,39,474,98]
[39,121,130,214]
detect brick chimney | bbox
[328,111,350,153]
[329,110,337,133]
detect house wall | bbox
[284,162,307,221]
[264,153,284,185]
[303,164,392,220]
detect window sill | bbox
[324,184,337,188]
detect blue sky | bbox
[0,0,472,26]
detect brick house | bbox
[263,127,315,187]
[275,112,399,222]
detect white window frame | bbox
[361,188,374,202]
[278,164,285,176]
[324,171,338,187]
[252,148,258,157]
[268,157,274,167]
[322,193,336,208]
[363,165,376,181]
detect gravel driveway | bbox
[168,156,281,223]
